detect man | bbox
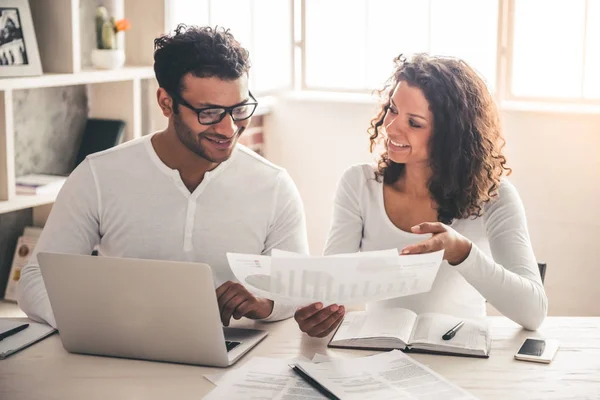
[18,25,308,328]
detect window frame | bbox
[165,0,295,96]
[296,0,600,109]
[498,0,600,106]
[297,0,503,95]
[297,0,376,94]
[165,0,600,108]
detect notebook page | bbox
[333,309,417,344]
[0,320,25,334]
[0,319,56,359]
[409,313,489,351]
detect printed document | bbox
[227,249,443,305]
[293,350,477,399]
[204,357,327,399]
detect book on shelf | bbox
[328,308,491,358]
[15,174,67,196]
[72,118,125,171]
[3,227,43,302]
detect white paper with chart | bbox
[226,249,443,305]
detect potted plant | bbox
[91,6,130,69]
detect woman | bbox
[294,54,547,338]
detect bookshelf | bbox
[0,0,273,216]
[0,0,168,215]
[0,67,155,91]
[0,193,58,215]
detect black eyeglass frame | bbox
[170,91,259,125]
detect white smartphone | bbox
[514,337,560,364]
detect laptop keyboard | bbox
[225,340,241,352]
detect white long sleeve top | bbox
[18,134,309,328]
[324,164,548,330]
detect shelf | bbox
[0,66,155,91]
[0,1,165,220]
[0,193,58,214]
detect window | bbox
[166,0,600,106]
[507,0,600,100]
[302,0,499,92]
[166,0,293,95]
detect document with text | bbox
[204,357,327,399]
[227,249,443,305]
[293,350,477,399]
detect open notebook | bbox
[0,319,56,360]
[329,308,491,358]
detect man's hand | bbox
[401,222,472,265]
[294,302,345,338]
[216,281,274,326]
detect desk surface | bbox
[1,302,599,400]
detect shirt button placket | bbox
[183,199,196,252]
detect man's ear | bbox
[157,88,175,118]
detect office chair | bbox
[538,262,546,284]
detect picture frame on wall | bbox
[0,0,42,77]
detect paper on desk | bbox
[203,357,328,399]
[311,353,338,363]
[295,350,477,400]
[227,249,443,305]
[204,355,311,386]
[203,372,225,386]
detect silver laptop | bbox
[37,252,268,367]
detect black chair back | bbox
[538,262,547,284]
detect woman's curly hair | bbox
[369,54,510,224]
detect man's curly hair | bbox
[153,24,250,113]
[369,54,510,224]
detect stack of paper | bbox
[292,350,478,399]
[226,249,444,305]
[15,174,66,195]
[204,351,476,399]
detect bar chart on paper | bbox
[270,260,439,304]
[227,250,444,305]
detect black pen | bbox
[0,323,29,341]
[442,321,464,340]
[289,364,340,400]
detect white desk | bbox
[1,301,599,400]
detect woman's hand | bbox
[401,222,472,265]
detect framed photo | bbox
[0,0,41,77]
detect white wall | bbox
[500,110,600,316]
[264,94,600,316]
[264,94,378,254]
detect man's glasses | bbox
[172,91,258,125]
